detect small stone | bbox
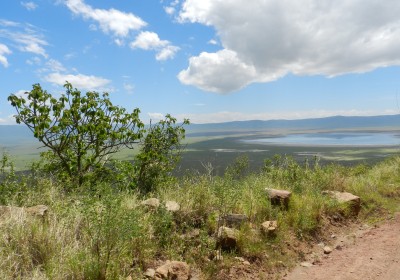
[234,257,245,262]
[261,220,278,235]
[300,262,313,267]
[243,261,251,266]
[141,198,160,209]
[165,201,180,212]
[323,246,333,254]
[144,268,155,279]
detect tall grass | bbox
[0,154,399,279]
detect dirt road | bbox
[285,214,400,280]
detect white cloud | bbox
[164,6,176,15]
[178,109,400,124]
[0,26,48,57]
[131,31,168,50]
[208,39,218,45]
[26,56,41,65]
[156,45,180,61]
[21,1,38,11]
[0,44,12,67]
[148,112,165,121]
[45,59,66,72]
[44,73,111,90]
[179,0,400,93]
[123,82,134,94]
[65,0,147,37]
[178,50,260,93]
[131,31,180,60]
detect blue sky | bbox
[1,0,400,124]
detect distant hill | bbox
[186,114,400,136]
[1,114,400,144]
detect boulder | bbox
[261,220,278,235]
[141,198,160,209]
[220,214,248,228]
[165,201,180,212]
[266,188,292,209]
[217,226,239,251]
[322,191,361,215]
[154,260,191,280]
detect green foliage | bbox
[8,83,144,187]
[134,114,189,193]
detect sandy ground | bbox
[284,213,400,280]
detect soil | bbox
[284,213,400,280]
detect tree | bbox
[8,82,144,186]
[134,115,189,193]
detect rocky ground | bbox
[284,213,400,280]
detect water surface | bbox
[243,132,400,146]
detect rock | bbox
[154,260,191,280]
[220,214,248,228]
[234,257,245,262]
[266,188,292,209]
[300,262,313,267]
[141,198,160,209]
[243,261,251,266]
[165,201,180,212]
[144,268,155,279]
[217,226,239,251]
[322,191,361,215]
[323,246,333,254]
[26,205,48,217]
[0,205,48,220]
[261,220,278,235]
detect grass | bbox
[1,153,400,279]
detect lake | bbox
[243,132,400,146]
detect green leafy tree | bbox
[134,114,189,193]
[8,82,144,187]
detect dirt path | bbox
[284,214,400,280]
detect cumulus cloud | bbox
[21,1,38,11]
[44,73,111,90]
[0,44,11,67]
[65,0,146,37]
[178,0,400,93]
[131,31,180,60]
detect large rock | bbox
[322,191,361,215]
[220,214,248,228]
[141,198,160,209]
[154,260,191,280]
[266,188,292,209]
[217,226,239,251]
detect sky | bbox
[1,0,400,124]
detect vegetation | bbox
[7,83,188,190]
[2,83,400,279]
[1,150,400,279]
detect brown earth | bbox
[284,213,400,280]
